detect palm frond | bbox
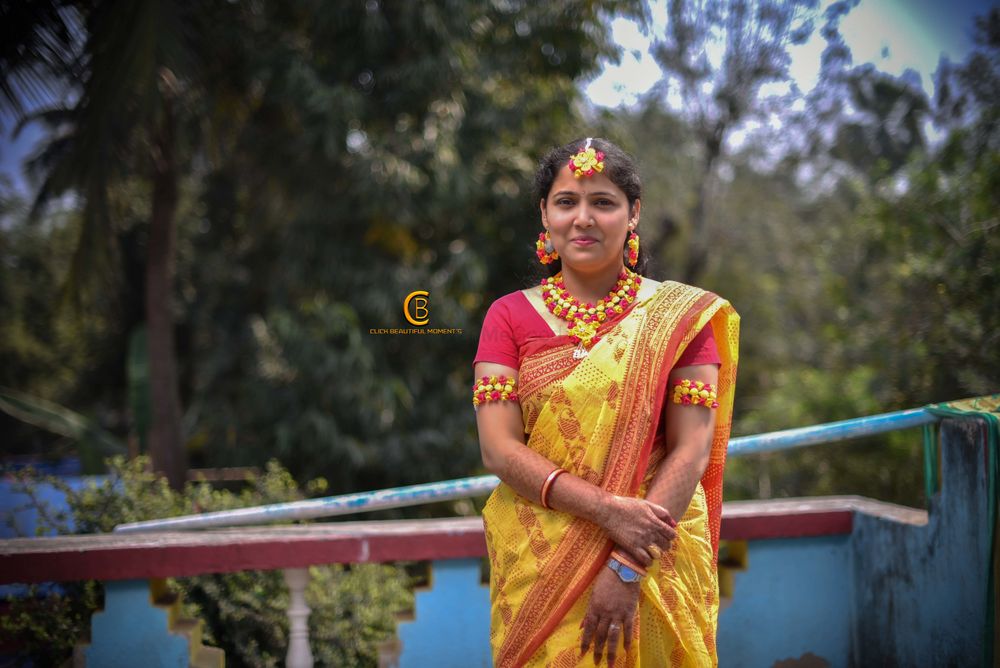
[0,0,82,120]
[0,386,127,457]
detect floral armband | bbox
[671,379,719,409]
[472,375,518,407]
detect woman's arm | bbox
[582,363,720,666]
[475,362,677,550]
[476,363,608,522]
[643,363,719,524]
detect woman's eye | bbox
[556,198,574,206]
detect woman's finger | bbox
[623,613,635,653]
[580,613,596,654]
[648,502,678,528]
[648,533,671,552]
[655,521,677,543]
[630,546,653,568]
[644,514,675,541]
[606,620,623,666]
[592,617,611,664]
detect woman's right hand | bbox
[599,495,677,567]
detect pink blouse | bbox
[474,289,720,370]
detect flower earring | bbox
[537,230,559,265]
[625,229,639,268]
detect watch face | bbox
[609,558,641,582]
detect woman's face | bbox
[540,165,639,274]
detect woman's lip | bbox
[571,238,598,245]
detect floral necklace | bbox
[541,269,641,359]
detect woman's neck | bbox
[559,262,628,305]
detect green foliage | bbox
[1,4,998,517]
[0,196,127,465]
[167,0,648,492]
[182,564,410,668]
[0,581,101,667]
[615,8,999,506]
[1,0,646,491]
[2,458,413,667]
[649,0,826,280]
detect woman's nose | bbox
[574,205,594,227]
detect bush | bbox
[2,457,413,667]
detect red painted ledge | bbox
[721,495,926,540]
[0,518,486,585]
[0,496,926,585]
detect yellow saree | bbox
[483,281,739,667]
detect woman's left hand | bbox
[580,565,640,666]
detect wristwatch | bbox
[607,557,643,583]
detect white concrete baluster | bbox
[283,567,314,668]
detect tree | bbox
[844,8,1000,405]
[0,0,78,122]
[935,8,1000,162]
[3,1,649,492]
[650,0,826,282]
[1,2,251,487]
[175,0,648,491]
[795,0,930,185]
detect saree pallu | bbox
[483,281,739,668]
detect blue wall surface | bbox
[397,558,492,667]
[0,475,105,599]
[718,535,853,667]
[851,419,990,666]
[0,476,101,538]
[718,418,990,667]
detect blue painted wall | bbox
[397,558,492,668]
[0,475,105,600]
[718,536,852,667]
[718,418,991,666]
[84,579,190,668]
[851,419,990,666]
[0,476,104,538]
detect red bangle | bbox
[540,468,566,509]
[610,549,647,577]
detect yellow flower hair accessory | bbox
[568,137,605,179]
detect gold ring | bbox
[648,544,662,560]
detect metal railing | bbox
[114,407,940,534]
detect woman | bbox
[473,137,739,667]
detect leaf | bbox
[0,386,126,459]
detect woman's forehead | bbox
[549,167,623,197]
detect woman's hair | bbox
[532,137,648,276]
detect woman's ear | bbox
[630,199,641,227]
[539,198,548,228]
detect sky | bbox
[1,0,995,198]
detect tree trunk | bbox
[682,121,726,284]
[146,78,186,489]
